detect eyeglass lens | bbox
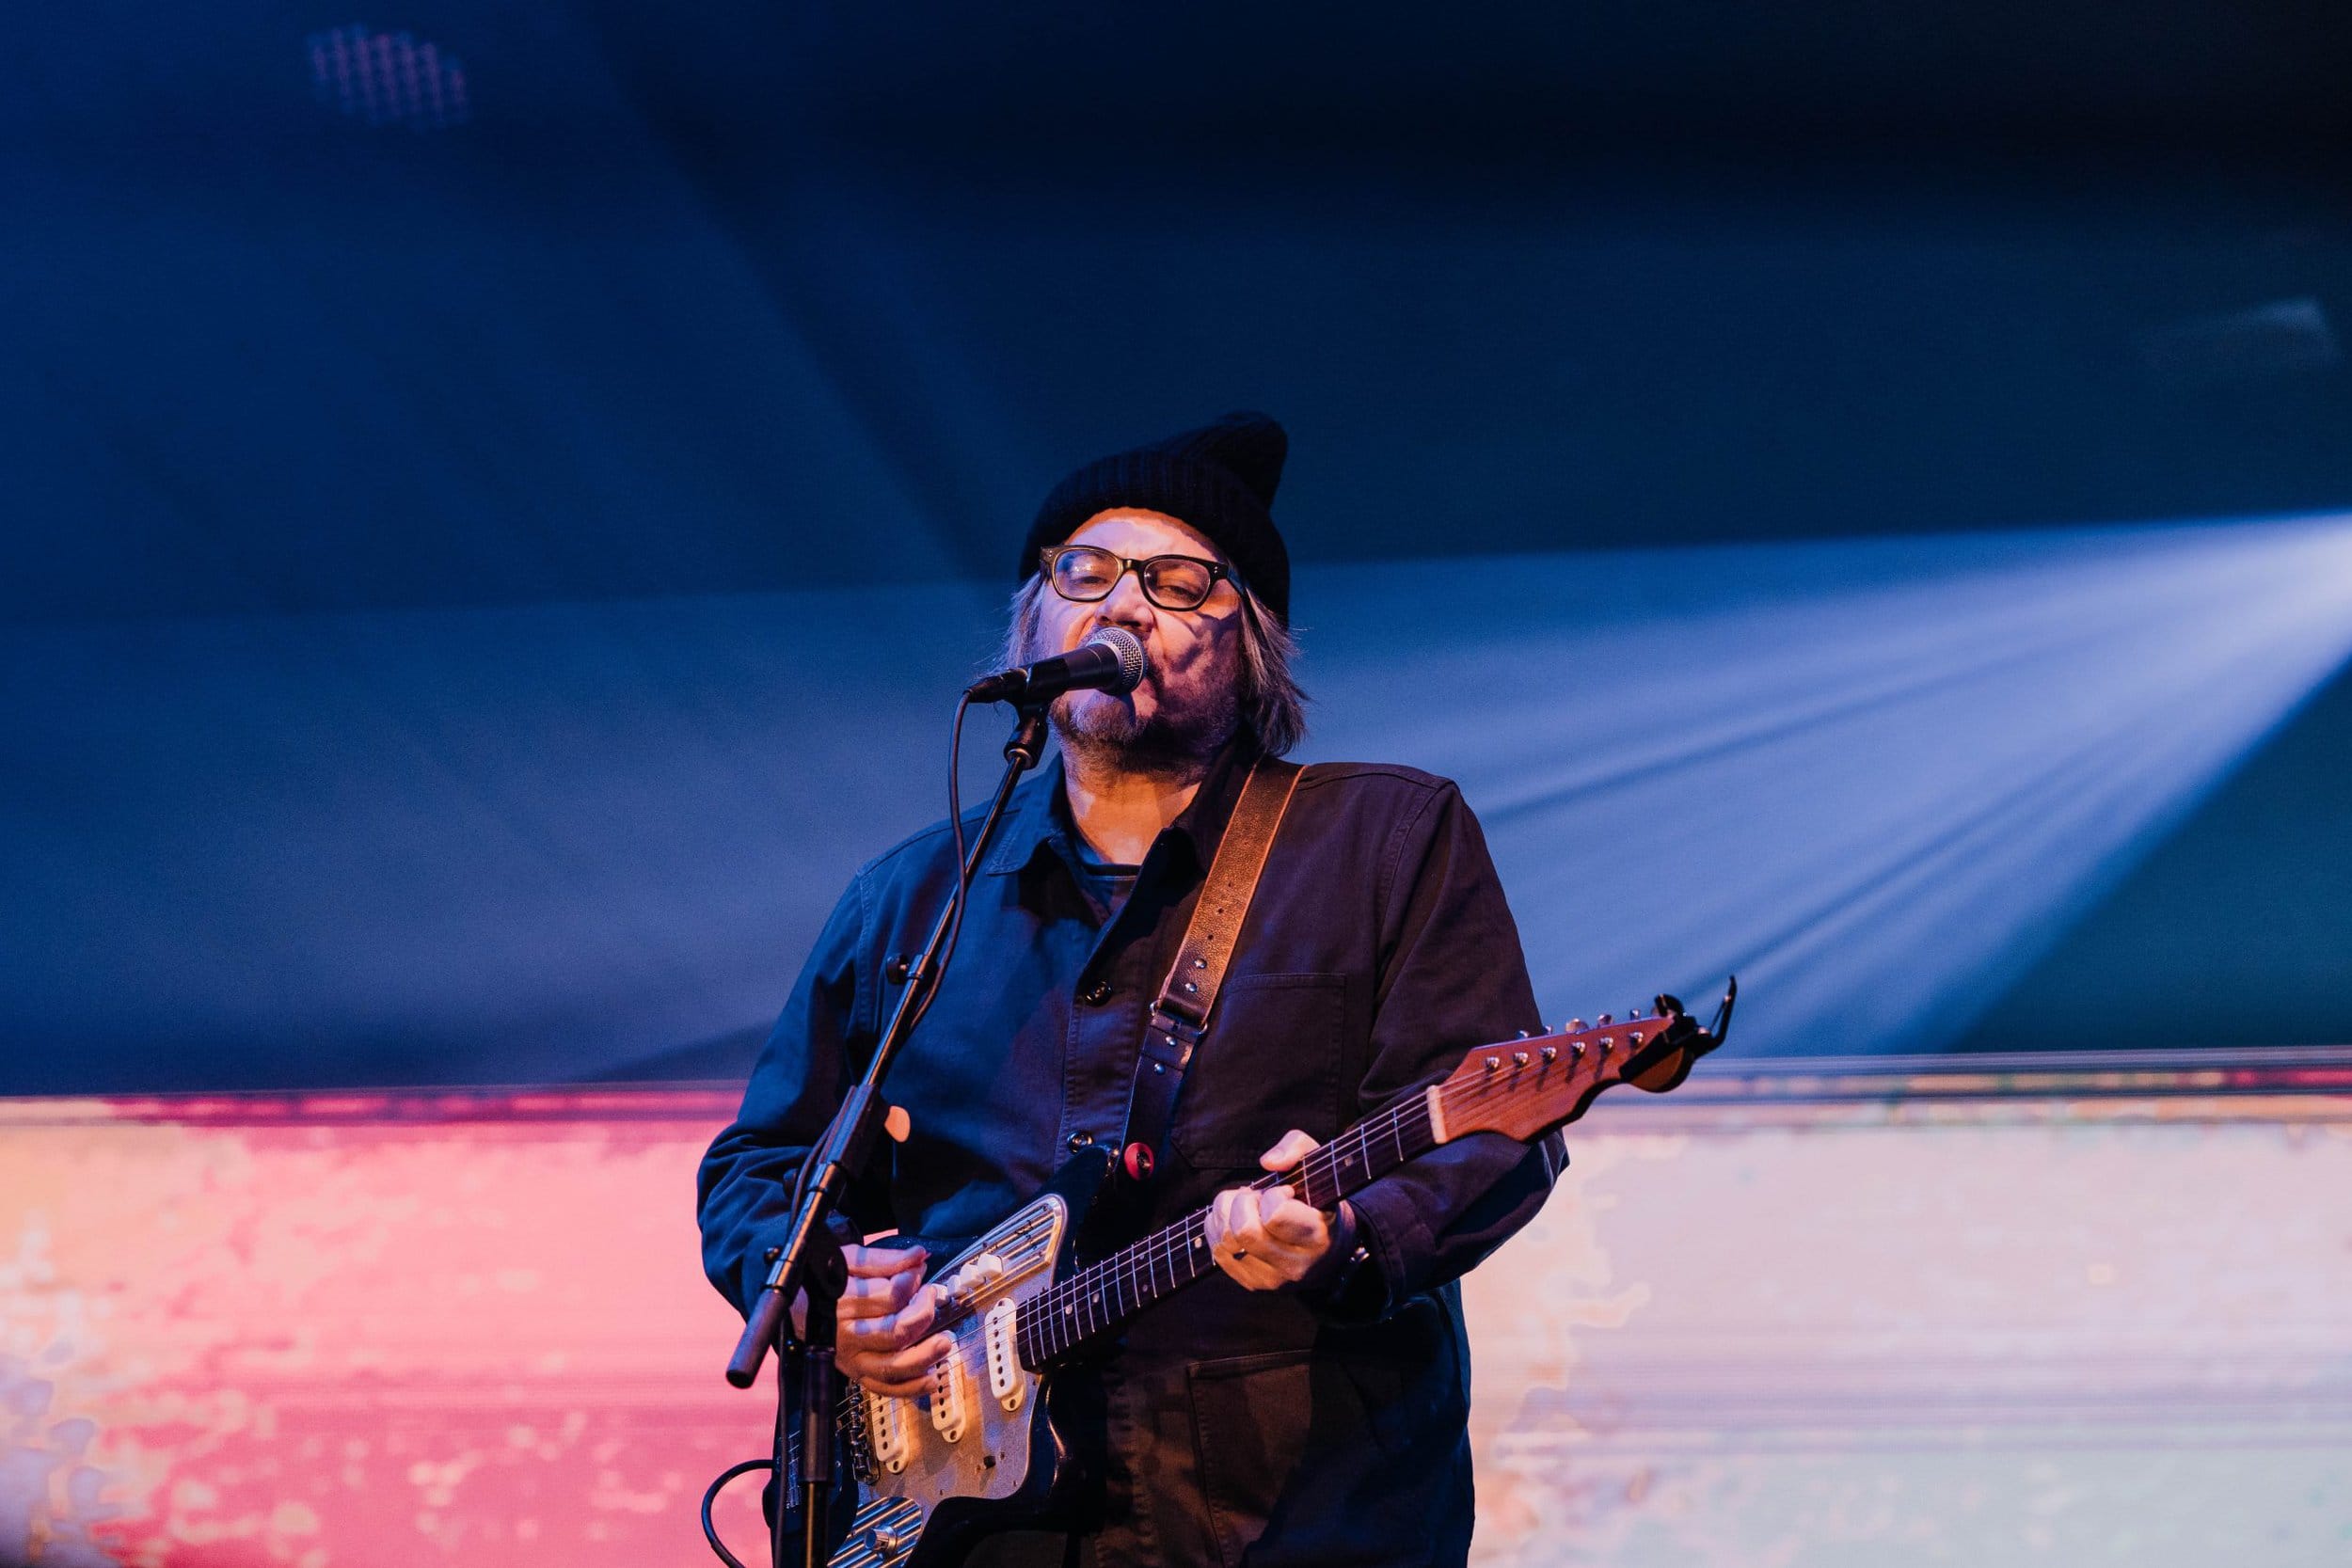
[1050,547,1216,610]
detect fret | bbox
[1297,1148,1328,1210]
[1002,1006,1720,1375]
[1022,1065,1529,1370]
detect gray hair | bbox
[998,576,1309,757]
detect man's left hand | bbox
[1205,1129,1357,1291]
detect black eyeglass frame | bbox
[1038,545,1235,612]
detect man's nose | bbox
[1095,571,1156,626]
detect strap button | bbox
[1067,1132,1095,1151]
[1081,981,1113,1007]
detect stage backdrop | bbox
[6,1052,2348,1567]
[10,517,2352,1094]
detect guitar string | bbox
[1025,1092,1436,1360]
[1020,1093,1433,1362]
[1021,1104,1405,1358]
[1015,1028,1647,1363]
[1025,1059,1557,1361]
[878,1039,1652,1410]
[925,1209,1060,1334]
[1045,1036,1629,1356]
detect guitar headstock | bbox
[1432,983,1732,1144]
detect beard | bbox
[1049,672,1242,780]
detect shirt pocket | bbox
[1184,1322,1470,1568]
[1185,1348,1315,1568]
[1170,972,1346,1170]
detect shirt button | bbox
[1081,981,1113,1007]
[1067,1132,1094,1151]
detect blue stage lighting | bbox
[1299,515,2352,1055]
[4,516,2348,1085]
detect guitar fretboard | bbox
[1013,1091,1438,1368]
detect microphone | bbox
[966,626,1148,705]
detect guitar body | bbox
[790,1148,1116,1568]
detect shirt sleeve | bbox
[1312,780,1564,1320]
[695,873,893,1316]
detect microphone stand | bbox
[725,702,1053,1568]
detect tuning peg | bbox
[1597,1013,1613,1026]
[1566,1018,1587,1032]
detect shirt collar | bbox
[979,752,1070,878]
[1161,731,1265,873]
[980,731,1264,880]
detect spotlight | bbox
[308,24,469,132]
[1301,515,2352,1055]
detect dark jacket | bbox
[699,739,1561,1567]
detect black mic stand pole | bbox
[725,703,1052,1568]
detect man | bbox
[699,412,1562,1566]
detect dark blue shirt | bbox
[699,737,1562,1565]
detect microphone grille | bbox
[1082,626,1148,693]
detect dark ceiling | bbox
[8,0,2351,623]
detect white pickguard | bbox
[825,1191,1071,1566]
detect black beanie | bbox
[1020,411,1292,626]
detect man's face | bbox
[1029,509,1247,770]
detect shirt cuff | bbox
[1296,1199,1395,1323]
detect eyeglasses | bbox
[1041,545,1232,612]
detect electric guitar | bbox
[785,987,1733,1568]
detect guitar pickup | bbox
[984,1297,1023,1411]
[866,1391,911,1474]
[929,1344,972,1443]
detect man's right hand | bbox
[831,1243,950,1398]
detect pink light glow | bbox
[4,1066,2348,1565]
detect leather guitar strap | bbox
[1118,755,1306,1181]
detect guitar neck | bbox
[1013,1091,1438,1369]
[1009,995,1727,1370]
